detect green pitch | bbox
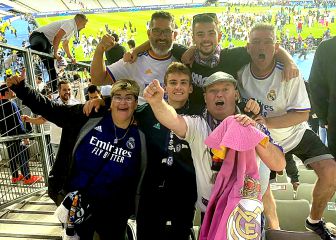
[35,6,335,61]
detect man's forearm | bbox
[265,111,309,129]
[257,142,285,171]
[276,46,294,64]
[63,41,72,58]
[91,45,109,85]
[150,99,187,138]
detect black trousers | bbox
[7,140,31,179]
[29,31,58,92]
[137,192,195,240]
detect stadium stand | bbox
[265,229,321,240]
[296,183,314,203]
[113,0,134,8]
[275,171,289,183]
[271,183,295,200]
[17,0,68,12]
[298,169,318,184]
[1,0,35,13]
[275,199,310,231]
[323,203,336,225]
[98,0,118,8]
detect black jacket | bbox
[11,81,147,207]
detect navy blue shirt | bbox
[69,113,141,210]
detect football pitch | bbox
[35,6,335,61]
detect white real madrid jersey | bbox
[237,62,311,152]
[106,51,175,105]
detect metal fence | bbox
[0,42,91,209]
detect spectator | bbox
[87,84,101,100]
[6,73,146,240]
[143,72,285,228]
[237,23,336,239]
[91,11,176,105]
[105,33,126,65]
[127,39,136,51]
[0,83,41,184]
[29,14,88,92]
[309,37,336,157]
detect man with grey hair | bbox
[91,11,177,105]
[237,22,336,240]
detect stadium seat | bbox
[271,183,294,200]
[275,171,288,183]
[193,207,201,239]
[323,202,336,225]
[275,199,310,231]
[298,169,317,184]
[265,229,320,240]
[296,183,314,203]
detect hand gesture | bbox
[83,98,105,116]
[234,114,256,127]
[282,61,299,81]
[123,51,137,63]
[99,34,115,51]
[6,68,26,87]
[244,98,260,116]
[181,46,196,65]
[143,79,164,105]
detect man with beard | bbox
[127,13,298,113]
[90,11,176,105]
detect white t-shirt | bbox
[237,62,311,152]
[183,115,213,212]
[50,97,80,144]
[182,115,269,212]
[36,18,77,44]
[106,51,175,105]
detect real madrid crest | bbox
[126,137,135,149]
[267,89,276,101]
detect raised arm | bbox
[21,115,46,125]
[90,34,115,85]
[144,79,188,138]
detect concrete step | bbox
[0,191,62,239]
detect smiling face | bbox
[110,90,138,127]
[165,72,192,107]
[193,21,220,58]
[204,81,238,120]
[247,28,279,76]
[59,83,71,103]
[148,18,176,57]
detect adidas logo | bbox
[153,123,160,129]
[94,126,102,132]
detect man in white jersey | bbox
[29,14,88,91]
[143,71,285,221]
[237,23,336,240]
[90,11,176,105]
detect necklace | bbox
[113,118,133,144]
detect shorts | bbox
[270,129,334,180]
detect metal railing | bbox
[0,42,90,209]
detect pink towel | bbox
[200,116,268,240]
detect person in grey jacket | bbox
[6,71,146,240]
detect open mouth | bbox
[258,53,266,60]
[215,100,224,106]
